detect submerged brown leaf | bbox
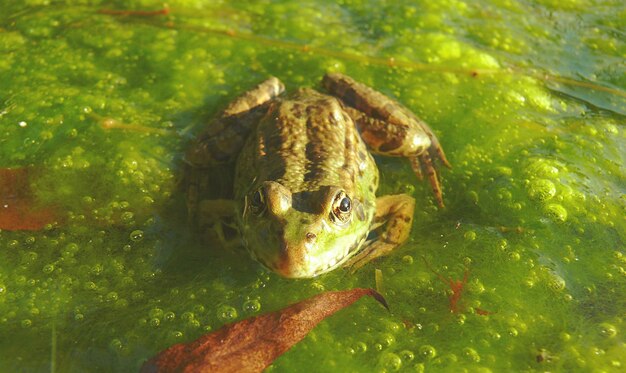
[141,288,387,373]
[0,168,58,231]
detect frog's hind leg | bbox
[323,73,450,207]
[346,194,415,272]
[346,106,449,207]
[186,77,285,167]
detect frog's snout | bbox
[273,228,322,278]
[264,181,292,217]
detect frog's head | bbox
[240,181,372,278]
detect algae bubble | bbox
[544,203,568,222]
[462,347,481,362]
[129,229,144,242]
[379,352,402,371]
[109,339,123,352]
[418,345,437,360]
[353,341,367,354]
[242,299,261,313]
[164,311,176,322]
[599,323,617,339]
[42,264,55,274]
[464,230,477,241]
[527,179,557,201]
[217,305,238,322]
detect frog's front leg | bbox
[185,77,285,167]
[196,198,240,249]
[323,73,451,207]
[346,194,415,271]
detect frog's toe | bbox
[411,152,445,208]
[409,156,424,180]
[344,239,397,273]
[430,136,452,169]
[344,250,372,273]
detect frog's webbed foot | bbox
[345,194,415,272]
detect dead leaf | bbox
[0,167,58,231]
[141,288,387,373]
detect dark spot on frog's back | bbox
[328,110,338,124]
[291,102,306,118]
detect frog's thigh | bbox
[347,194,415,271]
[221,76,285,117]
[197,199,239,248]
[323,73,449,164]
[186,77,285,167]
[345,107,428,156]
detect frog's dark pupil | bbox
[339,197,351,212]
[252,190,263,207]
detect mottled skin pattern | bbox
[186,74,449,278]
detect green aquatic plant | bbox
[0,1,624,371]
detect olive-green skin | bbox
[235,88,378,277]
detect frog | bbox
[185,73,450,278]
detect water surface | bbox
[0,0,624,371]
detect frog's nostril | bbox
[306,232,317,242]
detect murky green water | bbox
[1,0,624,371]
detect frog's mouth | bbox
[253,232,367,278]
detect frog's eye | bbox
[332,191,352,224]
[249,188,266,216]
[339,196,351,213]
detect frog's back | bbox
[235,88,378,199]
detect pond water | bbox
[0,0,624,371]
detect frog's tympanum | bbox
[185,73,450,278]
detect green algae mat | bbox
[1,0,624,371]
